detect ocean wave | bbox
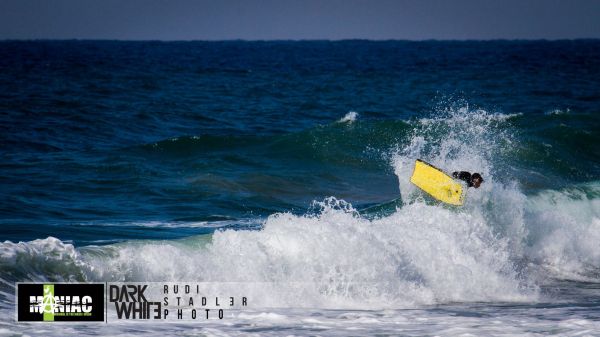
[0,196,537,308]
[1,104,598,309]
[0,237,87,282]
[1,186,598,308]
[524,183,600,281]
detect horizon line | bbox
[2,37,600,43]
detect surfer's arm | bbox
[452,171,473,187]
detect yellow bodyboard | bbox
[410,159,465,206]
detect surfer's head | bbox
[471,173,483,188]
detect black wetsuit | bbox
[453,171,474,187]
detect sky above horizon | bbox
[1,0,599,40]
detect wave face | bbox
[0,41,599,334]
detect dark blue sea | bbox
[1,40,599,335]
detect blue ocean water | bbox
[1,40,600,335]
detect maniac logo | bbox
[109,284,162,319]
[17,283,105,322]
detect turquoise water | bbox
[0,40,599,335]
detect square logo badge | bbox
[17,283,105,322]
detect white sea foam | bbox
[2,301,599,336]
[2,185,596,313]
[1,196,533,308]
[525,184,600,281]
[338,111,359,123]
[0,237,86,282]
